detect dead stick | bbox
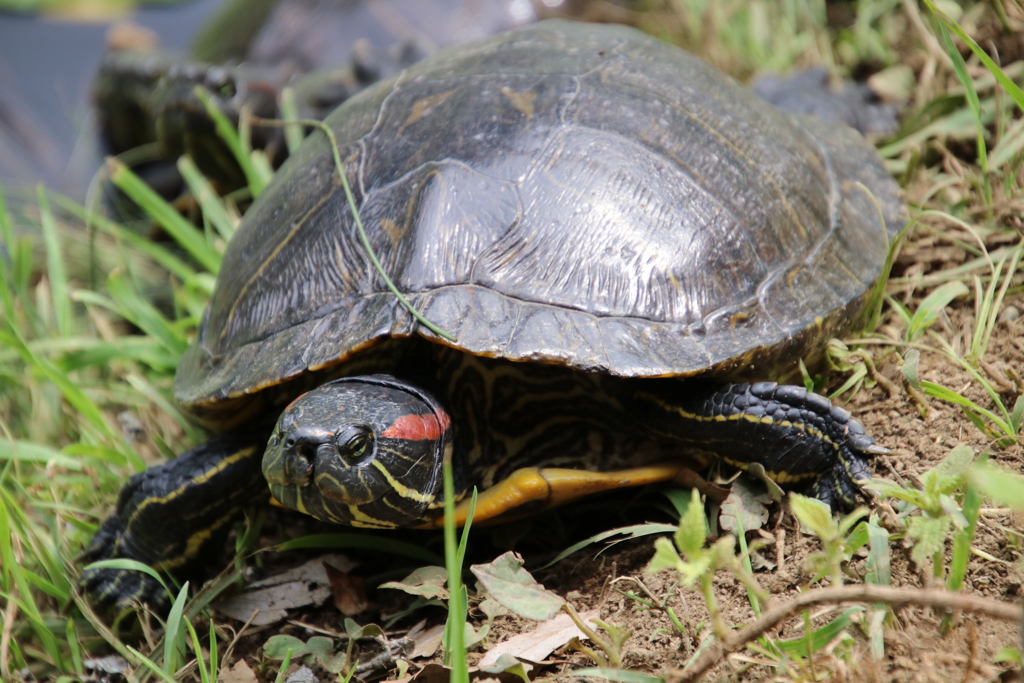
[667,584,1023,683]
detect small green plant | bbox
[788,494,869,586]
[264,620,385,678]
[865,445,975,582]
[647,489,768,641]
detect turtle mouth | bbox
[264,434,384,523]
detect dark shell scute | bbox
[176,20,905,408]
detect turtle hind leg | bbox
[631,380,885,510]
[80,430,270,607]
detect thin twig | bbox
[667,584,1023,683]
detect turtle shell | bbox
[175,19,904,415]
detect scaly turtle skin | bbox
[82,20,904,606]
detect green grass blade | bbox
[938,24,989,192]
[865,519,892,587]
[126,646,177,683]
[0,439,80,468]
[55,195,205,287]
[108,158,222,274]
[442,455,468,682]
[273,533,443,565]
[906,281,969,342]
[279,87,305,154]
[307,118,455,341]
[540,523,679,570]
[923,0,1024,113]
[195,87,269,197]
[0,325,138,468]
[944,479,981,620]
[0,497,66,672]
[106,269,189,356]
[569,669,665,683]
[178,156,238,243]
[37,186,71,337]
[775,607,861,656]
[164,582,190,675]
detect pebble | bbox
[999,304,1020,324]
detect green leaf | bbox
[907,515,950,566]
[994,648,1022,665]
[948,480,981,595]
[379,566,448,599]
[306,636,333,657]
[971,465,1024,510]
[836,506,870,538]
[789,493,836,542]
[469,551,564,622]
[864,520,892,587]
[674,488,706,556]
[569,668,664,683]
[906,281,969,342]
[646,537,684,575]
[479,652,533,682]
[863,478,927,509]
[263,635,310,660]
[677,552,714,588]
[775,608,861,655]
[930,445,974,495]
[901,349,921,388]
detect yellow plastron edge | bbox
[415,463,688,529]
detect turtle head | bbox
[262,375,454,528]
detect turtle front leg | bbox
[631,381,886,509]
[81,431,269,606]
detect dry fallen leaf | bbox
[325,563,369,616]
[477,608,599,668]
[219,659,258,683]
[214,553,356,625]
[406,620,446,659]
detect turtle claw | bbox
[805,423,877,512]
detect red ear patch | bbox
[382,410,451,441]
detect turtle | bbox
[81,19,905,606]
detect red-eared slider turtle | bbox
[82,19,904,605]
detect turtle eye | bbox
[335,425,375,463]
